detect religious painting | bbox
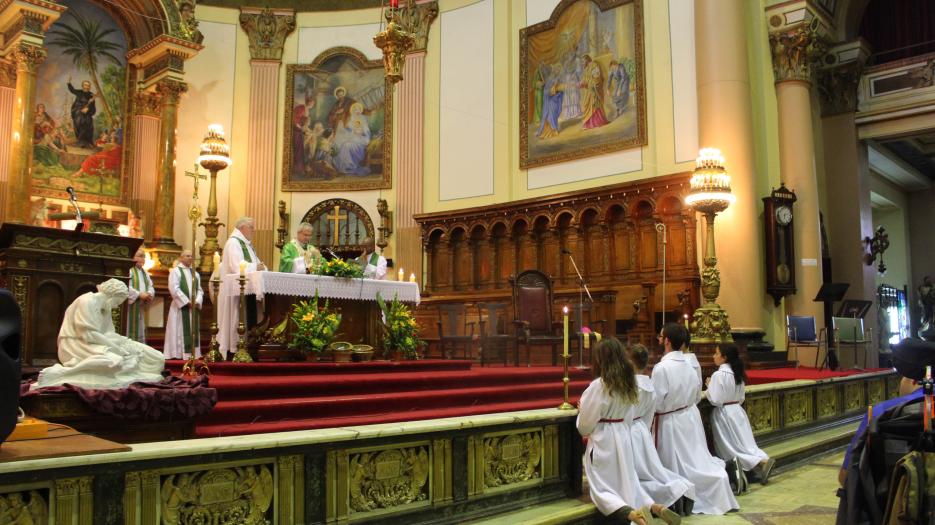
[519,0,647,169]
[282,47,392,191]
[33,0,130,205]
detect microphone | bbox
[66,187,83,232]
[66,187,77,201]
[323,247,339,260]
[561,248,572,255]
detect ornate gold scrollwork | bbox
[868,379,885,405]
[13,234,131,258]
[349,446,430,513]
[483,431,542,489]
[817,386,838,418]
[745,395,775,435]
[0,490,48,525]
[160,465,274,525]
[844,382,864,412]
[783,390,812,427]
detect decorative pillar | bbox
[0,61,17,224]
[150,79,188,259]
[397,2,438,288]
[767,8,827,324]
[130,90,162,240]
[694,0,764,331]
[239,8,296,265]
[817,41,877,351]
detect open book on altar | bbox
[220,272,420,304]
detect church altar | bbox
[221,272,420,358]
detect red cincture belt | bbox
[723,401,740,406]
[652,405,691,447]
[599,418,626,423]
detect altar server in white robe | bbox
[652,323,738,515]
[356,236,387,280]
[126,248,154,343]
[218,217,266,357]
[578,338,683,525]
[706,345,774,486]
[626,343,695,512]
[164,250,202,359]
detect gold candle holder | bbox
[558,306,574,410]
[232,273,254,363]
[203,277,223,363]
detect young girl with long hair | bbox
[577,338,681,525]
[706,345,775,493]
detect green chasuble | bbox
[178,266,201,353]
[279,240,306,273]
[127,266,152,342]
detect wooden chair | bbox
[786,315,826,368]
[833,317,872,369]
[476,302,514,367]
[510,270,563,366]
[436,304,475,360]
[569,302,607,367]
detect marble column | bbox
[694,0,764,331]
[0,61,17,224]
[130,90,163,241]
[239,8,295,266]
[817,43,877,349]
[769,22,825,324]
[4,44,45,224]
[150,79,187,262]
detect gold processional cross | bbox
[327,205,347,245]
[185,164,207,258]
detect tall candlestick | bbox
[684,313,690,329]
[398,267,404,281]
[563,306,569,358]
[239,260,247,275]
[558,305,573,410]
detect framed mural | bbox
[33,0,130,205]
[519,0,647,169]
[282,47,392,191]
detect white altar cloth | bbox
[220,272,420,304]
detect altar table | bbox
[221,272,420,357]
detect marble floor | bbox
[470,449,846,525]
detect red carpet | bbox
[167,360,593,438]
[746,367,890,385]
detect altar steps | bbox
[166,360,594,438]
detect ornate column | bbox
[130,90,163,240]
[0,61,18,224]
[240,8,296,265]
[396,2,438,288]
[767,5,827,324]
[818,41,877,343]
[0,2,63,223]
[150,79,188,257]
[694,0,764,331]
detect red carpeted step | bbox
[198,380,592,425]
[165,359,475,376]
[745,367,889,385]
[198,367,594,400]
[194,397,586,438]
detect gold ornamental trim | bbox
[844,381,865,413]
[481,429,543,491]
[239,8,296,61]
[12,234,131,258]
[816,385,838,419]
[348,445,430,513]
[782,389,813,428]
[745,394,779,436]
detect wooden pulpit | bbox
[0,224,142,367]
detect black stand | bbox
[565,252,593,369]
[814,282,849,371]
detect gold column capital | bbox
[816,39,871,116]
[238,8,296,62]
[768,23,826,84]
[155,78,187,105]
[404,1,438,53]
[10,42,46,73]
[0,59,16,88]
[132,89,163,117]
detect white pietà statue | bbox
[36,279,165,389]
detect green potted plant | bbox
[289,293,341,359]
[376,292,423,360]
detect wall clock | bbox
[763,184,797,306]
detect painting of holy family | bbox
[32,0,129,205]
[282,47,392,191]
[520,0,647,169]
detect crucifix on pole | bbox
[185,163,207,267]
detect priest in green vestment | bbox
[356,236,387,280]
[279,222,321,274]
[164,250,203,359]
[126,247,154,342]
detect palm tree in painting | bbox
[46,10,122,124]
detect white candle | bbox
[239,260,247,275]
[563,306,569,358]
[398,267,404,281]
[409,272,416,283]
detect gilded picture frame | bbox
[519,0,647,169]
[282,47,393,191]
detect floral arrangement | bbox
[289,293,341,354]
[316,258,364,278]
[376,292,423,360]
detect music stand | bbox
[814,282,849,370]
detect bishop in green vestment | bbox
[279,222,321,273]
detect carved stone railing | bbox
[857,51,935,119]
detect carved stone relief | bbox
[239,8,296,61]
[483,431,542,489]
[348,445,430,513]
[160,465,274,525]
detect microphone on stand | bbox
[323,247,340,260]
[66,186,84,232]
[562,248,593,302]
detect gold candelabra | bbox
[232,272,254,363]
[197,124,231,275]
[373,0,416,84]
[558,306,574,410]
[685,148,735,343]
[203,277,224,363]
